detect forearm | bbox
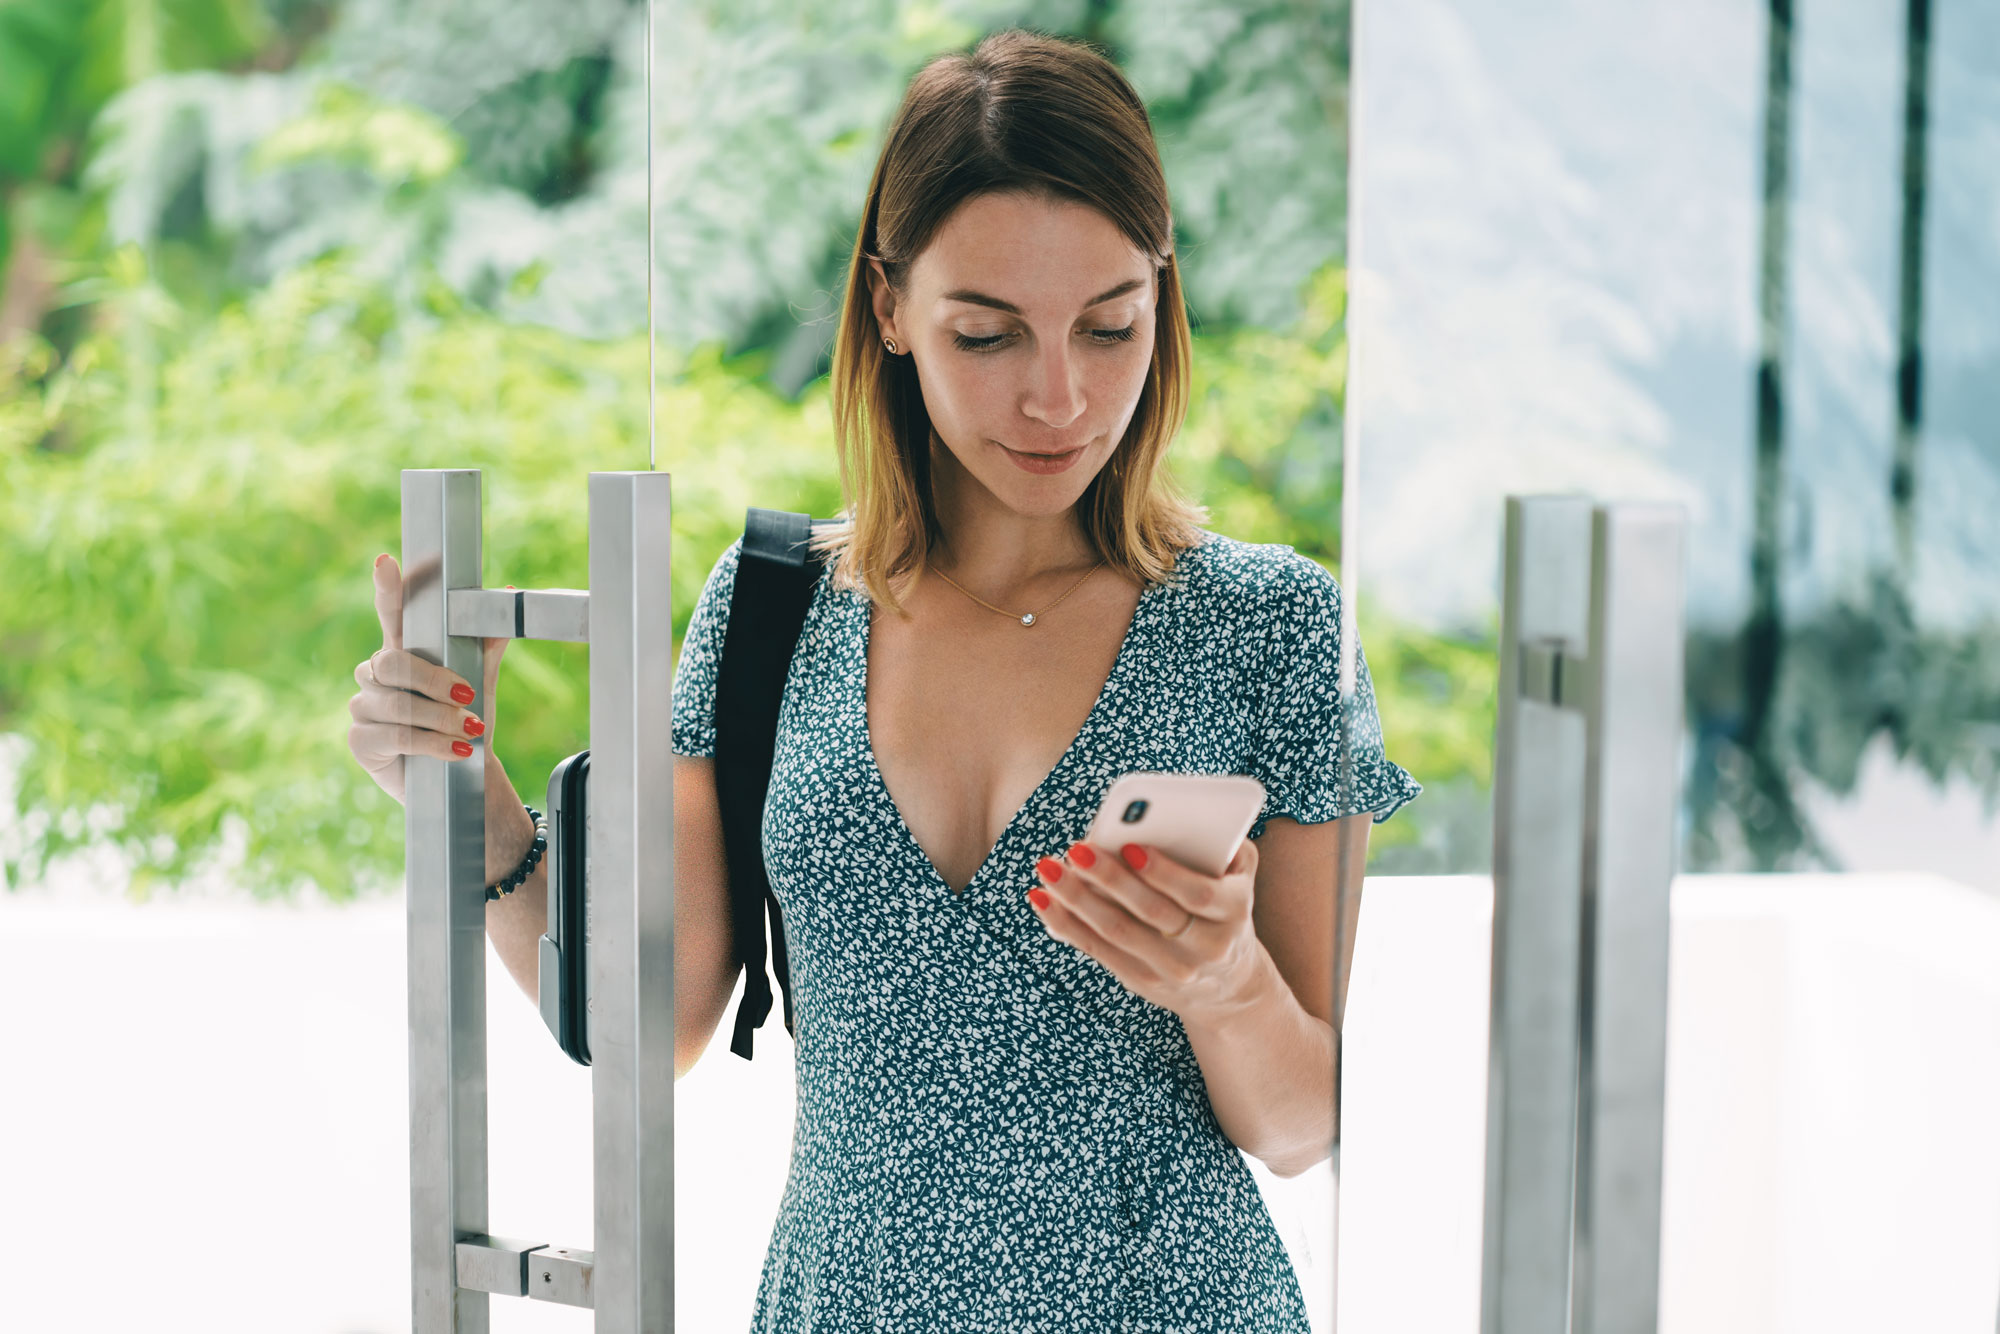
[1182,945,1338,1179]
[481,746,547,1003]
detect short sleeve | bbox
[671,537,744,759]
[1243,552,1423,842]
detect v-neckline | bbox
[856,568,1166,901]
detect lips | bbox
[998,441,1087,474]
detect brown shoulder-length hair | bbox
[811,27,1210,616]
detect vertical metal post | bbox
[1573,506,1685,1334]
[588,472,677,1331]
[1483,495,1686,1333]
[403,469,492,1333]
[1482,495,1594,1334]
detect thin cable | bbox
[645,0,655,471]
[1331,0,1368,1324]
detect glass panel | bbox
[1351,0,2000,884]
[1345,0,2000,1326]
[0,1,644,1328]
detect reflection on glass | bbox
[1,0,648,888]
[1352,0,2000,886]
[0,2,648,1329]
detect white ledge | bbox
[1339,872,2000,1334]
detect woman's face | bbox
[870,191,1158,519]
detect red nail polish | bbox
[463,716,485,737]
[1121,843,1148,871]
[1028,887,1051,911]
[1036,855,1064,883]
[1067,843,1096,869]
[452,684,476,704]
[452,741,474,757]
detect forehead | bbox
[914,192,1152,309]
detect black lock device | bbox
[539,750,592,1065]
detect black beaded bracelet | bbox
[487,805,548,902]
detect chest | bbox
[864,576,1146,896]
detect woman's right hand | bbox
[348,553,509,806]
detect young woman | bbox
[669,29,1420,1333]
[350,26,1420,1334]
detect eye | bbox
[951,326,1140,353]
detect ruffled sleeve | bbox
[670,537,744,759]
[1243,550,1422,842]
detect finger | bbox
[350,676,483,742]
[364,645,476,711]
[1043,856,1172,954]
[1100,841,1231,921]
[1031,889,1164,985]
[348,719,478,766]
[373,554,402,652]
[1048,847,1187,937]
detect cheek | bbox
[1105,344,1155,420]
[913,359,994,430]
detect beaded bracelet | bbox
[487,805,548,902]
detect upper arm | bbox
[673,753,741,1076]
[1250,812,1371,1033]
[671,537,744,760]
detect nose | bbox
[1022,339,1086,431]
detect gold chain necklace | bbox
[931,558,1105,627]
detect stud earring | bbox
[884,337,898,354]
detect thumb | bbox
[373,553,403,652]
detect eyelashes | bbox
[952,327,1139,353]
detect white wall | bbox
[4,871,1996,1331]
[1339,873,2000,1332]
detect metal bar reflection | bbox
[1572,506,1684,1334]
[1482,495,1594,1334]
[403,469,493,1333]
[1482,495,1686,1333]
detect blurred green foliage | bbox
[0,0,1485,901]
[0,244,1472,897]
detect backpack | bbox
[713,507,835,1060]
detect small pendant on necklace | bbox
[1021,613,1036,626]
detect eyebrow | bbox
[939,277,1147,316]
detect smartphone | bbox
[539,749,592,1067]
[1082,771,1268,879]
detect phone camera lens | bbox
[1121,800,1148,824]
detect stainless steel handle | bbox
[404,469,675,1332]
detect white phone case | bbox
[1082,772,1268,879]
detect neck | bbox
[927,436,1100,596]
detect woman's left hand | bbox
[1028,837,1268,1025]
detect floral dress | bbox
[671,527,1421,1333]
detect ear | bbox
[865,256,902,350]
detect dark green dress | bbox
[672,528,1420,1332]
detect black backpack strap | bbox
[713,507,828,1061]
